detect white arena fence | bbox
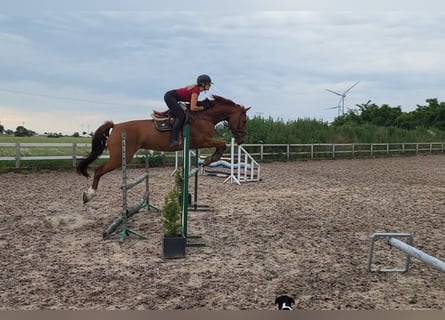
[0,141,445,169]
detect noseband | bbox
[229,110,246,140]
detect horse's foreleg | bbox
[202,141,227,166]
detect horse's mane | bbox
[211,95,237,106]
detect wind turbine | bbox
[325,99,342,117]
[325,80,360,115]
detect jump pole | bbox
[368,232,445,273]
[181,124,205,247]
[199,138,259,184]
[190,148,212,212]
[103,131,159,241]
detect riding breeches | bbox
[164,90,186,141]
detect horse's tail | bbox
[76,121,114,178]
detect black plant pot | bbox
[162,235,186,259]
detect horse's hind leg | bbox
[82,141,139,203]
[83,158,122,203]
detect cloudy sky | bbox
[1,1,444,134]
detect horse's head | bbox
[210,95,251,145]
[227,105,250,145]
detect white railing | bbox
[223,138,261,185]
[241,142,445,161]
[1,141,445,169]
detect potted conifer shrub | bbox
[175,167,191,206]
[162,172,186,259]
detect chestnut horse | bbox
[77,95,250,203]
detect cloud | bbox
[1,7,445,134]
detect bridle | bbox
[192,105,246,141]
[222,108,246,142]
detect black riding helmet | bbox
[197,74,213,86]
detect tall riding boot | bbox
[169,120,181,147]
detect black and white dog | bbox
[275,295,295,310]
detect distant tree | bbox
[73,132,80,137]
[393,112,415,130]
[0,124,4,134]
[411,98,445,130]
[15,126,26,136]
[47,132,63,138]
[14,126,36,137]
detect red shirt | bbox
[175,85,200,102]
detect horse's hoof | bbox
[82,187,96,204]
[82,192,90,204]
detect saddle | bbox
[151,102,188,131]
[151,99,212,132]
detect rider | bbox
[164,74,213,147]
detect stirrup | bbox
[169,140,180,147]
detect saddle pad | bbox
[153,118,173,131]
